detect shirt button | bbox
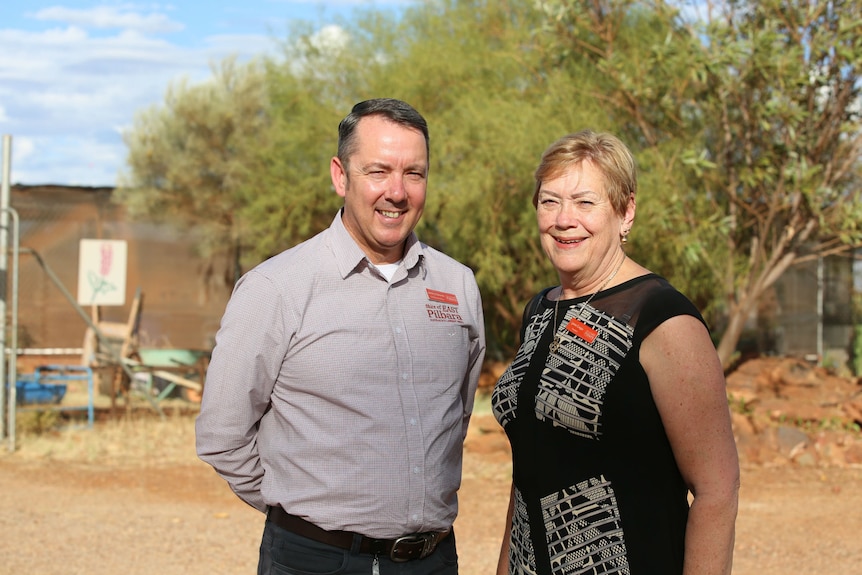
[413,466,420,474]
[409,418,416,426]
[412,514,419,521]
[395,327,402,334]
[402,373,408,381]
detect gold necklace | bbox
[549,257,625,353]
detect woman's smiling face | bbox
[536,160,628,288]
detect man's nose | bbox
[385,174,407,201]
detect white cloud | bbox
[0,26,200,133]
[0,8,278,186]
[310,24,349,52]
[10,134,122,187]
[32,6,184,34]
[5,1,385,186]
[12,136,35,162]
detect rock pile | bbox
[728,357,862,467]
[480,356,862,467]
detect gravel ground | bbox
[1,408,860,574]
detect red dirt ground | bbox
[1,357,861,574]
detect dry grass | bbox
[5,392,498,468]
[8,405,200,468]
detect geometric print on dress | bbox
[508,486,537,575]
[536,304,632,439]
[540,475,631,575]
[493,306,554,429]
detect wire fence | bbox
[9,185,228,353]
[7,185,859,367]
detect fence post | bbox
[1,134,11,446]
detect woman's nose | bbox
[555,201,580,227]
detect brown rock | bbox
[775,425,810,455]
[844,442,862,465]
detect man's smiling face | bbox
[330,114,428,265]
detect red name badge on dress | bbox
[566,318,598,343]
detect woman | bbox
[492,130,739,575]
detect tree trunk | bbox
[716,305,750,371]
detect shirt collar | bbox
[330,209,424,279]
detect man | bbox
[196,98,486,575]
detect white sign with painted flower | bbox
[77,239,127,306]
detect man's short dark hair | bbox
[337,98,430,169]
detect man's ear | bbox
[331,157,348,198]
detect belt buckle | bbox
[389,533,434,562]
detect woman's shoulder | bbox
[621,274,706,336]
[600,272,702,330]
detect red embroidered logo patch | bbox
[426,289,459,305]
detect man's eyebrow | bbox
[357,161,391,172]
[405,163,428,174]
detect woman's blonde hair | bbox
[533,129,637,217]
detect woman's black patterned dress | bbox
[492,274,705,575]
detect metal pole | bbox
[1,135,11,444]
[5,208,18,452]
[817,256,824,364]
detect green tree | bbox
[117,0,862,368]
[677,0,862,367]
[517,0,724,334]
[258,0,571,357]
[116,57,269,298]
[237,44,345,264]
[378,0,572,356]
[533,0,862,367]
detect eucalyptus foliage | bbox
[117,57,269,290]
[531,0,862,366]
[117,0,862,364]
[675,0,862,366]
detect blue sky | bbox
[0,1,411,187]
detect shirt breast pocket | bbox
[415,322,471,391]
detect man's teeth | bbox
[380,210,400,218]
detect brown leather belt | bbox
[266,506,450,562]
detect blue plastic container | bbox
[14,375,67,405]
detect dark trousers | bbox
[258,520,459,575]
